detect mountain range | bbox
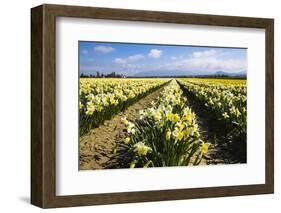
[132,70,246,77]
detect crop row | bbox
[177,79,247,133]
[79,78,169,135]
[117,80,209,168]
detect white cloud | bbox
[127,54,145,62]
[171,55,184,61]
[113,54,146,75]
[114,58,127,64]
[148,49,162,58]
[156,49,246,73]
[181,57,246,72]
[94,45,115,54]
[192,49,216,58]
[114,54,145,65]
[186,49,245,72]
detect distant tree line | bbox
[126,75,246,79]
[80,72,246,80]
[80,72,126,78]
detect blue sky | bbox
[79,41,247,76]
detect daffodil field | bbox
[79,77,247,169]
[177,78,247,164]
[79,78,169,135]
[177,79,247,133]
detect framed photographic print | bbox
[31,4,274,208]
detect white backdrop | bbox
[0,0,279,212]
[57,17,265,195]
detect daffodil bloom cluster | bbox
[133,142,152,156]
[200,142,210,155]
[119,80,207,168]
[178,79,247,132]
[181,78,246,85]
[79,78,169,135]
[80,78,168,115]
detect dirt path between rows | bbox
[79,83,169,170]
